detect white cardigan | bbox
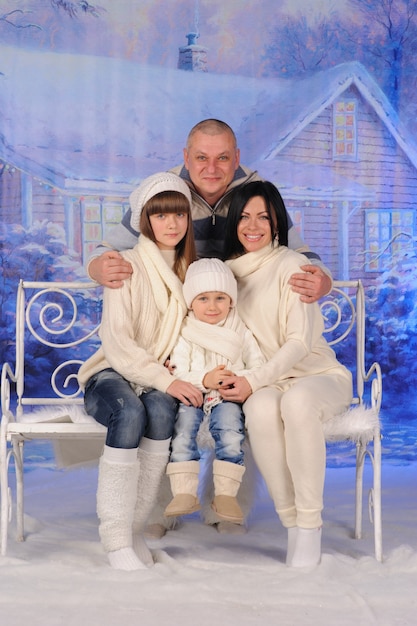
[78,236,186,394]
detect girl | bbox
[78,172,203,571]
[221,180,353,568]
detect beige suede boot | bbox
[164,461,201,517]
[211,460,246,524]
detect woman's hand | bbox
[166,380,203,407]
[219,375,252,403]
[203,364,234,390]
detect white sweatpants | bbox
[243,373,352,529]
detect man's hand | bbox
[88,251,133,288]
[219,375,252,403]
[166,380,203,407]
[288,265,332,303]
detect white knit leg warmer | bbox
[132,437,171,561]
[96,446,147,571]
[145,473,179,539]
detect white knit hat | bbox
[183,258,238,308]
[129,172,192,231]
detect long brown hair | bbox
[139,190,196,281]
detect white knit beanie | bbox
[129,172,192,231]
[183,258,238,308]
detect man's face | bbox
[183,130,240,206]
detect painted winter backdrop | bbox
[0,0,417,462]
[0,3,416,624]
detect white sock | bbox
[139,437,171,455]
[102,445,138,464]
[132,533,154,567]
[107,547,148,571]
[289,527,322,568]
[285,526,298,565]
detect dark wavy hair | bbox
[223,181,289,259]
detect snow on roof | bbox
[241,61,417,169]
[0,45,272,191]
[0,47,415,194]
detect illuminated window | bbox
[287,208,304,238]
[82,200,128,261]
[333,100,357,160]
[365,209,415,271]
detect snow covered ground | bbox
[0,450,416,626]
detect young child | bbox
[164,258,265,524]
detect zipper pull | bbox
[212,213,216,225]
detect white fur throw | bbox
[197,404,380,448]
[322,404,380,443]
[19,404,100,425]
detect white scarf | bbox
[134,236,187,363]
[181,308,245,414]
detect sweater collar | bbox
[227,242,282,279]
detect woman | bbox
[78,172,203,571]
[220,180,352,568]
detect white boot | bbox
[285,526,298,566]
[164,461,201,517]
[96,446,146,571]
[132,437,170,563]
[211,460,246,524]
[289,526,322,568]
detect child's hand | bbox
[203,365,234,390]
[164,358,177,375]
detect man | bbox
[88,119,332,303]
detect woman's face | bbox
[237,196,273,253]
[149,211,188,250]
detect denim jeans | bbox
[170,401,245,465]
[84,368,178,449]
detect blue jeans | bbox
[170,401,245,465]
[83,368,178,449]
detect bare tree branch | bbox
[0,9,41,30]
[51,1,103,19]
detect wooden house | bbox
[0,44,416,285]
[243,62,417,283]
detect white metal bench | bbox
[0,279,382,560]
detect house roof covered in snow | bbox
[0,46,415,195]
[242,61,417,170]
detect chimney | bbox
[178,32,208,72]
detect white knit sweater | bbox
[170,308,265,390]
[170,308,265,414]
[78,236,187,394]
[227,244,352,394]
